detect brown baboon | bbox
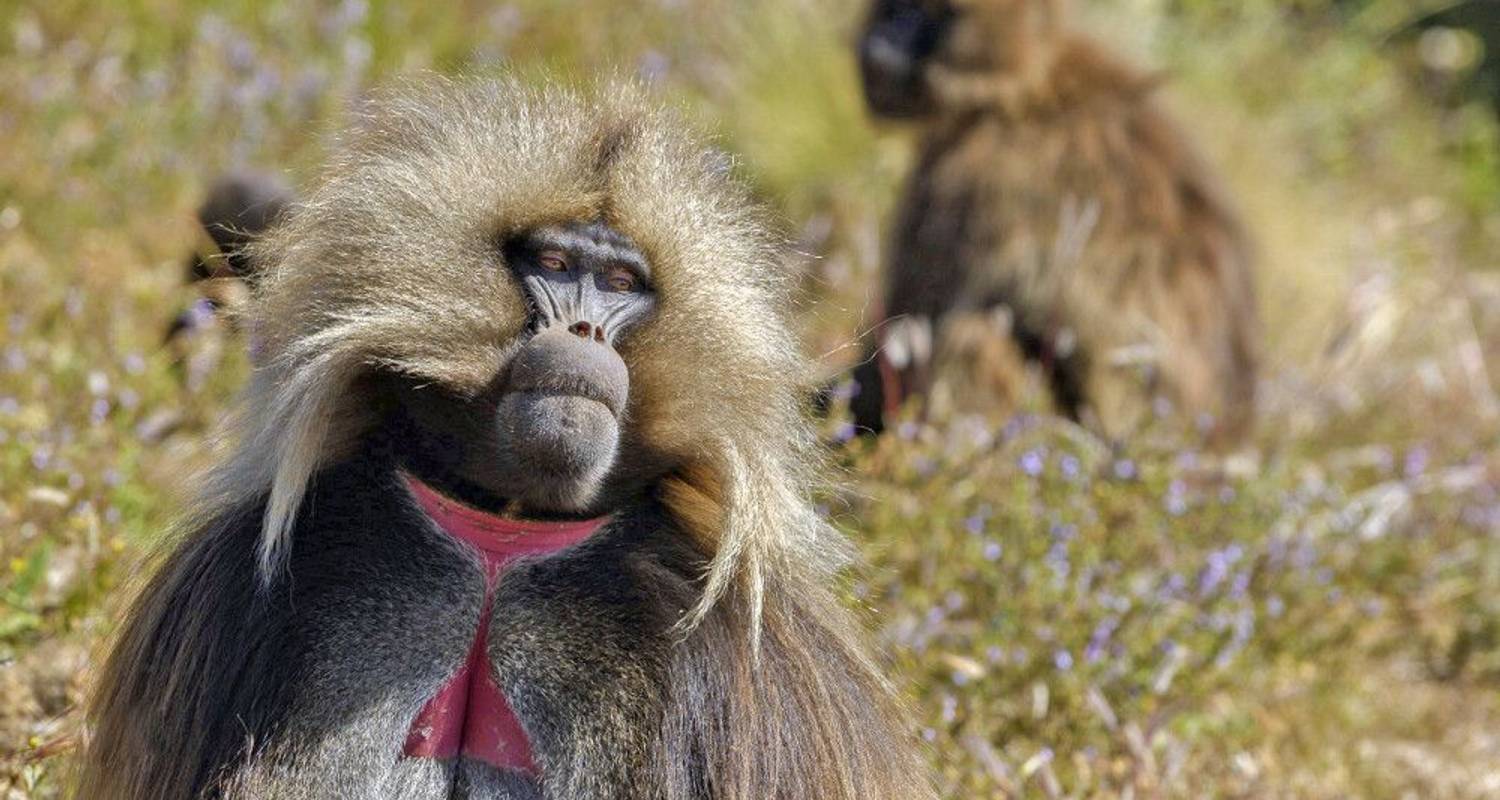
[79,78,933,800]
[851,0,1259,443]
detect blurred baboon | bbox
[852,0,1260,443]
[79,78,933,800]
[165,172,292,344]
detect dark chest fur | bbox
[154,452,700,800]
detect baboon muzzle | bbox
[506,327,629,418]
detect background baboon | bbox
[165,172,292,344]
[79,78,932,800]
[852,0,1260,442]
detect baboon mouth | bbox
[518,384,621,418]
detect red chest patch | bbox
[401,475,606,773]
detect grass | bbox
[2,0,1498,797]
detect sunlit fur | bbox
[80,77,933,800]
[875,0,1260,441]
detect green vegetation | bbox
[2,0,1497,796]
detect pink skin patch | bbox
[401,474,608,774]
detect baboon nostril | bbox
[569,322,593,339]
[594,327,605,343]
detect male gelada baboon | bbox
[851,0,1260,443]
[80,78,933,800]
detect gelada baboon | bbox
[80,78,933,800]
[166,172,293,344]
[851,0,1260,443]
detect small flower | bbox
[1198,548,1234,598]
[1045,542,1070,580]
[1265,595,1285,618]
[1085,617,1119,663]
[940,694,958,722]
[1165,479,1188,516]
[1229,569,1251,600]
[1403,446,1430,480]
[637,50,671,83]
[1112,458,1137,481]
[1053,649,1074,672]
[982,540,1003,561]
[1019,448,1046,477]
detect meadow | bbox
[2,0,1498,796]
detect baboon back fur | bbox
[876,0,1259,440]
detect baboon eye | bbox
[538,252,569,273]
[605,267,639,293]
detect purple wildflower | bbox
[1403,446,1430,480]
[1265,595,1285,618]
[1165,479,1188,516]
[1020,448,1046,477]
[637,50,671,83]
[832,422,856,443]
[1046,542,1070,581]
[1085,617,1119,663]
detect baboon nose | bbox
[568,321,607,343]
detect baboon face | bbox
[859,0,957,117]
[859,0,1059,117]
[393,220,656,515]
